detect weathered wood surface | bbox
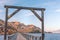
[8,33,27,40]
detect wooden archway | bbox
[4,5,45,40]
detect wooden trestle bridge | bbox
[4,5,45,40]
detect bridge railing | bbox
[8,33,17,40]
[22,33,41,40]
[7,33,41,40]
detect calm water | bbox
[27,33,60,40]
[0,33,60,40]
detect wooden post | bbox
[41,10,44,40]
[35,37,37,40]
[30,36,32,40]
[4,7,8,40]
[8,9,21,19]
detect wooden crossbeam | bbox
[8,9,21,19]
[31,9,43,21]
[4,5,45,40]
[4,5,45,10]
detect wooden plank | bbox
[8,9,21,19]
[4,5,45,10]
[31,9,43,21]
[4,7,8,40]
[16,33,27,40]
[41,10,44,40]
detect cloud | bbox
[55,9,60,12]
[0,0,14,7]
[0,10,3,13]
[25,12,34,16]
[0,0,5,6]
[24,10,41,17]
[43,2,56,6]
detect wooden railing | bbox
[22,33,41,40]
[8,33,41,40]
[8,33,17,40]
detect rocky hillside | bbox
[0,19,42,34]
[0,19,4,26]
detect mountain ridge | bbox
[0,19,42,34]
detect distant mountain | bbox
[0,19,42,34]
[0,19,4,26]
[53,30,60,33]
[8,21,42,33]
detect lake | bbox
[26,33,60,40]
[0,33,60,40]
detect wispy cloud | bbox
[43,2,56,6]
[0,10,3,13]
[24,10,41,17]
[0,0,5,6]
[0,0,14,7]
[55,9,60,12]
[25,13,34,16]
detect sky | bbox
[0,0,60,32]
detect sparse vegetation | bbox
[0,19,42,35]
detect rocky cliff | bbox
[0,19,42,34]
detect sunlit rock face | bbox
[0,19,4,26]
[0,19,42,34]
